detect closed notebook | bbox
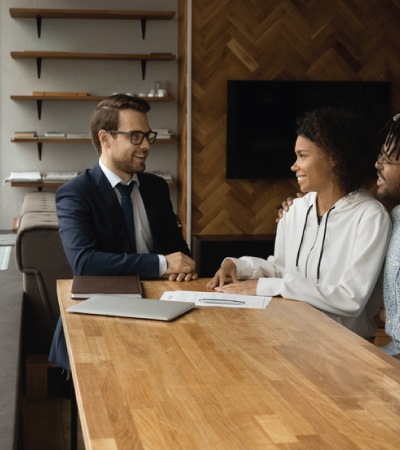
[71,275,142,299]
[67,296,195,321]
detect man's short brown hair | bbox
[90,94,151,155]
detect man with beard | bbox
[375,113,400,358]
[56,94,195,280]
[49,94,196,369]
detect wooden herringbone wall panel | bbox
[177,0,189,239]
[188,0,400,236]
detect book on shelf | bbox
[14,131,37,138]
[44,132,67,137]
[153,128,174,139]
[5,171,42,182]
[43,172,79,182]
[156,134,174,140]
[71,275,142,299]
[66,133,91,139]
[153,128,170,134]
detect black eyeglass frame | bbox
[376,150,400,166]
[106,129,158,145]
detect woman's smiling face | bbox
[291,135,335,194]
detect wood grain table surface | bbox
[57,278,400,450]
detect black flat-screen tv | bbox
[226,80,392,179]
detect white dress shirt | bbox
[99,159,167,276]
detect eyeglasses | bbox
[106,130,157,145]
[376,151,400,166]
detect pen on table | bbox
[198,298,246,305]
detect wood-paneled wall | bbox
[178,0,400,237]
[177,0,189,239]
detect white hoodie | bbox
[230,189,391,338]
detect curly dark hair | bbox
[90,94,151,155]
[296,107,374,194]
[379,114,400,160]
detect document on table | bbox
[160,291,271,309]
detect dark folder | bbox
[71,275,142,299]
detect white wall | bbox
[0,0,178,230]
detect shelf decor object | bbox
[9,8,175,39]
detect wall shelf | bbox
[10,51,176,80]
[10,94,175,119]
[9,8,175,39]
[10,178,174,191]
[10,181,64,190]
[11,136,177,160]
[9,7,178,195]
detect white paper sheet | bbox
[160,291,271,309]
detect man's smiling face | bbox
[100,109,152,182]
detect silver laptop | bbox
[67,295,195,321]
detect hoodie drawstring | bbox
[296,204,335,281]
[296,205,313,267]
[316,206,335,280]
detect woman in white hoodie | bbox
[208,107,391,338]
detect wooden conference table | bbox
[57,278,400,450]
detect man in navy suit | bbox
[50,94,196,369]
[57,93,196,281]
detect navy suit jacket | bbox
[56,163,190,279]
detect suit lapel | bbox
[87,164,118,208]
[87,164,133,252]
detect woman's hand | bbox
[207,259,238,289]
[215,279,258,295]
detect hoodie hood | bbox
[295,189,379,281]
[302,188,377,215]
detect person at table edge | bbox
[49,94,196,370]
[208,107,391,339]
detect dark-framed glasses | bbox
[376,150,400,166]
[106,130,157,145]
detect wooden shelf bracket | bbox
[141,59,147,80]
[37,142,43,160]
[36,99,42,119]
[36,57,42,78]
[141,18,147,39]
[36,15,42,38]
